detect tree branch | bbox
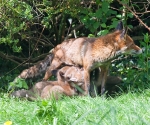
[65,24,84,39]
[0,51,49,65]
[117,0,150,32]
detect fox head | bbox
[59,66,84,86]
[114,21,142,55]
[55,66,83,86]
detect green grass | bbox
[1,90,150,125]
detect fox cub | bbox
[11,66,84,100]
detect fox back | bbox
[55,30,142,70]
[44,26,142,77]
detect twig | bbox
[1,26,46,76]
[65,24,84,39]
[117,0,150,32]
[73,30,77,38]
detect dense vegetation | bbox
[1,91,150,125]
[0,0,149,91]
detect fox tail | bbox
[17,53,54,79]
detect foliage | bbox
[111,33,150,91]
[0,0,149,91]
[1,92,150,124]
[126,33,150,89]
[36,99,65,124]
[9,78,28,90]
[0,0,33,52]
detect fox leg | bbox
[90,68,100,97]
[43,58,63,81]
[83,69,90,96]
[100,65,110,95]
[43,68,53,81]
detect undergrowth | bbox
[1,90,150,125]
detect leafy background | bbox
[0,0,149,92]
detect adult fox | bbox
[42,21,142,95]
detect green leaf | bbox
[95,9,102,18]
[109,20,118,29]
[81,8,89,14]
[101,23,106,28]
[10,78,28,89]
[102,1,109,12]
[127,13,133,18]
[144,33,149,43]
[97,30,109,36]
[93,22,100,29]
[88,34,95,38]
[116,14,122,18]
[96,0,102,4]
[140,41,147,47]
[110,10,117,15]
[102,17,107,23]
[12,44,22,53]
[128,25,133,29]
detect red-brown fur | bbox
[43,22,142,95]
[11,81,77,100]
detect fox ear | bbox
[120,29,126,38]
[120,28,127,38]
[116,21,123,31]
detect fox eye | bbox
[59,71,64,76]
[66,76,70,80]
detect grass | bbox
[1,90,150,125]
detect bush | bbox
[111,33,150,92]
